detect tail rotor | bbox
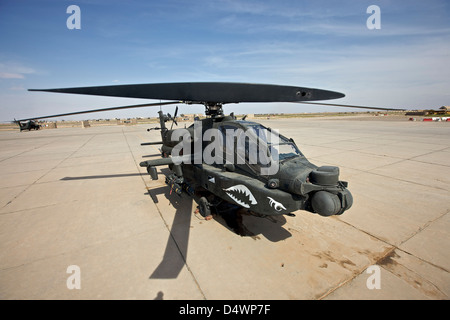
[169,106,178,130]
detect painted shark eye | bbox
[274,203,283,211]
[267,197,286,211]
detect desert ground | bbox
[0,115,448,300]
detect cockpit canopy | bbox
[217,120,303,176]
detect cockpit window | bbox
[218,121,303,175]
[243,122,303,163]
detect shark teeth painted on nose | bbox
[223,185,257,208]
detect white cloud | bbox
[8,85,25,91]
[0,62,36,79]
[0,72,24,79]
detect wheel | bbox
[198,197,212,219]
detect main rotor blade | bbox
[296,102,406,111]
[17,101,179,122]
[29,82,345,103]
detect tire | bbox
[198,197,211,218]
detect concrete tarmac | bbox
[0,116,449,300]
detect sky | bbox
[1,0,449,121]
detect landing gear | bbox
[198,197,213,220]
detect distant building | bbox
[181,114,197,121]
[405,111,428,116]
[406,106,449,116]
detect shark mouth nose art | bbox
[223,185,257,208]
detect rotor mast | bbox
[184,101,225,117]
[204,102,224,117]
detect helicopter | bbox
[21,82,402,222]
[14,119,41,131]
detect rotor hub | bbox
[204,102,224,117]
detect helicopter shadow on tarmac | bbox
[145,184,193,279]
[146,168,292,279]
[61,170,291,280]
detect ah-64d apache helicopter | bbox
[22,82,401,223]
[14,119,41,131]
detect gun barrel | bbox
[139,158,174,167]
[140,141,163,146]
